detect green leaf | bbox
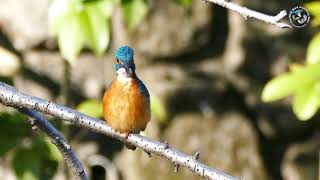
[80,5,110,56]
[175,0,193,7]
[49,0,68,34]
[82,0,101,3]
[13,148,41,180]
[33,137,60,180]
[305,2,320,27]
[262,63,320,102]
[307,33,320,64]
[49,0,85,63]
[98,0,115,18]
[43,138,62,162]
[305,2,320,16]
[77,99,103,118]
[48,0,78,35]
[150,94,167,123]
[311,16,320,27]
[84,0,114,18]
[2,113,60,180]
[58,12,84,64]
[0,76,14,86]
[12,137,60,180]
[33,136,62,162]
[0,113,29,157]
[262,73,301,102]
[293,83,319,121]
[121,0,148,30]
[289,63,304,72]
[50,0,113,61]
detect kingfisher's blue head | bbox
[114,46,136,76]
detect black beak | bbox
[120,63,130,75]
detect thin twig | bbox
[18,108,88,180]
[203,0,292,28]
[62,58,72,180]
[0,82,238,180]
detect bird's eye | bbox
[116,59,119,63]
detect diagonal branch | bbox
[18,108,88,180]
[203,0,292,28]
[0,82,239,180]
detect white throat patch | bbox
[117,68,133,84]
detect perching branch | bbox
[203,0,292,28]
[18,108,88,180]
[0,82,238,180]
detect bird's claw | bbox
[124,132,130,139]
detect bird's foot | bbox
[124,132,136,151]
[124,132,130,139]
[144,150,152,157]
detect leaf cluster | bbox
[49,0,149,64]
[0,113,61,180]
[261,1,320,120]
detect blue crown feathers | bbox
[115,46,134,62]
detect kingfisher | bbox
[102,46,150,150]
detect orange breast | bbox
[102,79,150,134]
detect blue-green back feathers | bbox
[138,79,150,106]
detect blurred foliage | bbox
[307,31,320,64]
[305,1,320,27]
[0,112,62,179]
[0,113,29,156]
[49,0,192,64]
[0,37,59,179]
[49,0,114,64]
[13,149,41,180]
[262,64,320,120]
[12,137,61,180]
[262,1,320,121]
[121,0,148,30]
[49,0,150,64]
[77,99,103,118]
[150,94,168,123]
[0,76,14,86]
[174,0,193,7]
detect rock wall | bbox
[0,0,318,179]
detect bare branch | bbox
[0,82,238,180]
[18,108,88,180]
[203,0,292,28]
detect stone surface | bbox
[0,160,16,180]
[282,138,319,180]
[23,51,107,99]
[130,0,212,57]
[14,75,52,100]
[115,112,269,180]
[0,47,20,76]
[0,0,51,50]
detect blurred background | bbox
[0,0,319,180]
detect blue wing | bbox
[137,78,150,105]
